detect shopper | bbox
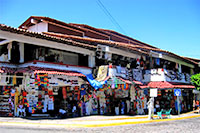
[72,104,77,117]
[155,101,160,113]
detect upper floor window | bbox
[24,44,88,67]
[0,44,8,62]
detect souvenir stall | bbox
[0,85,15,116]
[78,84,99,116]
[0,68,25,117]
[129,85,149,115]
[24,69,87,117]
[95,77,133,115]
[193,89,200,110]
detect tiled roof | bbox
[19,16,195,64]
[43,32,167,54]
[70,23,158,49]
[0,24,96,50]
[42,32,198,65]
[20,16,160,49]
[182,57,199,65]
[1,15,198,65]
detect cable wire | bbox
[96,0,127,35]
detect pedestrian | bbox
[196,100,199,110]
[115,102,119,115]
[147,98,154,120]
[155,101,160,113]
[72,104,77,117]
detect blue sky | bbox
[1,0,200,59]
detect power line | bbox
[96,0,127,35]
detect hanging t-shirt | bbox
[11,89,15,96]
[62,87,67,99]
[156,58,160,66]
[48,97,54,110]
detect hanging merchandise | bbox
[117,84,121,90]
[121,84,124,90]
[96,65,108,81]
[123,83,129,90]
[81,90,86,96]
[130,85,136,101]
[116,65,121,73]
[158,89,161,96]
[140,57,144,68]
[62,87,67,99]
[156,58,160,66]
[136,58,140,68]
[48,96,54,110]
[13,75,16,85]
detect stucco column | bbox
[7,42,12,61]
[88,54,95,68]
[178,64,182,73]
[19,42,24,63]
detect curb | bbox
[80,114,200,127]
[0,114,200,128]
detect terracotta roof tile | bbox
[0,24,96,50]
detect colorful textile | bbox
[85,74,106,90]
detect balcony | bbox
[142,68,191,84]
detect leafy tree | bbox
[191,73,200,90]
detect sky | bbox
[0,0,200,59]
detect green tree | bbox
[191,73,200,90]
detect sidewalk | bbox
[0,111,200,128]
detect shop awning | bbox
[173,85,195,89]
[31,66,85,77]
[139,81,195,89]
[147,81,174,89]
[139,85,148,89]
[117,77,143,85]
[133,80,143,85]
[117,77,132,84]
[34,70,85,77]
[0,66,85,77]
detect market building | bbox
[0,16,199,117]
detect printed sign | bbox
[174,89,181,96]
[150,89,158,97]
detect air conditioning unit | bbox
[97,44,110,52]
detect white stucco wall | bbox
[28,22,48,33]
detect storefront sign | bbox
[150,89,157,97]
[174,89,181,96]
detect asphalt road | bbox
[0,117,200,133]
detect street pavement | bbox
[0,111,200,133]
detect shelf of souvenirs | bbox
[0,102,9,104]
[0,95,10,97]
[0,107,10,110]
